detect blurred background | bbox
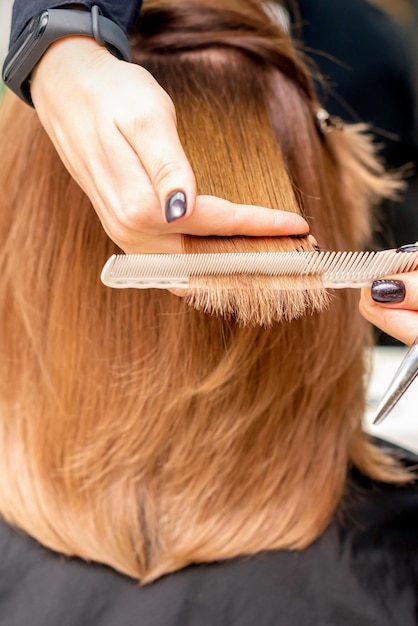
[0,1,12,78]
[366,0,417,92]
[1,0,418,451]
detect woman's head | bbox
[129,0,400,323]
[0,0,407,582]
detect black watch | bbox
[2,6,132,106]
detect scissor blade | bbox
[372,337,418,425]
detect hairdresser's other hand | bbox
[359,267,418,346]
[30,37,310,254]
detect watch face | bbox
[36,11,50,37]
[25,16,37,36]
[2,11,49,84]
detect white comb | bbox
[101,249,418,290]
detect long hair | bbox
[0,0,408,582]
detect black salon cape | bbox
[0,442,417,626]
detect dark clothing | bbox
[9,0,142,46]
[0,444,417,626]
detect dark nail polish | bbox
[289,232,310,239]
[396,243,418,253]
[371,279,406,303]
[165,191,187,223]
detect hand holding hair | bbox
[30,36,309,254]
[360,246,418,425]
[359,250,418,346]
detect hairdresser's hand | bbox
[360,260,418,346]
[31,37,309,254]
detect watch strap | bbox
[2,7,132,106]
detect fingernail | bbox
[396,243,418,253]
[289,232,310,239]
[165,190,187,223]
[371,279,406,303]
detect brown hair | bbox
[0,0,408,582]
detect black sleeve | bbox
[9,0,143,47]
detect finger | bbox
[95,126,161,227]
[369,272,418,311]
[172,195,310,237]
[53,121,164,250]
[359,271,418,346]
[117,90,197,224]
[359,296,418,346]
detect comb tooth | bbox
[196,252,212,276]
[338,251,357,281]
[369,251,387,280]
[362,252,382,280]
[285,252,306,276]
[304,251,319,273]
[354,251,374,281]
[246,253,256,274]
[316,251,334,274]
[284,251,297,275]
[230,252,243,274]
[328,251,347,276]
[345,251,359,272]
[402,253,418,273]
[307,250,328,274]
[368,251,381,275]
[348,252,370,279]
[268,252,280,275]
[377,251,399,278]
[337,251,357,277]
[334,251,350,274]
[262,253,275,274]
[323,251,345,283]
[268,252,285,275]
[344,251,361,274]
[189,254,197,275]
[377,251,397,277]
[358,251,389,284]
[300,252,314,275]
[393,252,415,275]
[237,253,249,273]
[324,251,372,287]
[324,251,341,274]
[398,254,411,273]
[323,251,337,273]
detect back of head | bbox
[0,0,408,582]
[130,0,402,323]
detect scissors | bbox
[372,335,418,425]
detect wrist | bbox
[31,36,109,101]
